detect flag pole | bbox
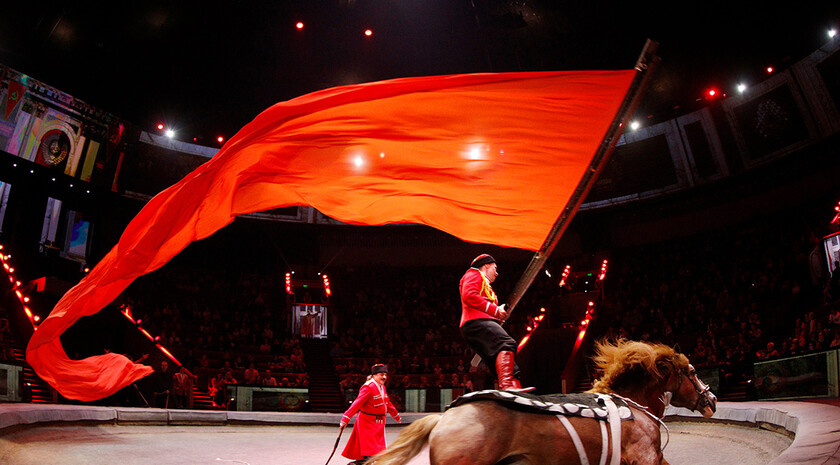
[472,39,660,366]
[507,39,660,313]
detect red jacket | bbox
[341,379,401,460]
[459,267,502,327]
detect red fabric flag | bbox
[27,70,635,400]
[4,79,26,120]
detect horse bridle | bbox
[679,363,714,413]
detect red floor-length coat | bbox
[341,378,401,460]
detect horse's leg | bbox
[427,403,510,465]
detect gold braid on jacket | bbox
[479,273,497,303]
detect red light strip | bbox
[0,244,37,329]
[120,305,137,324]
[516,333,531,353]
[516,307,547,353]
[558,265,571,287]
[120,303,183,367]
[139,328,154,341]
[156,344,182,366]
[322,274,331,297]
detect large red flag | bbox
[27,70,635,400]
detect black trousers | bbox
[460,319,520,378]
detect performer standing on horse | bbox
[340,364,402,464]
[459,254,533,392]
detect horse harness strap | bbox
[598,421,608,465]
[603,396,622,465]
[555,394,622,465]
[556,415,589,465]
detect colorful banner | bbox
[27,70,635,400]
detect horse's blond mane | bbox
[588,339,689,393]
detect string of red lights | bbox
[517,259,608,354]
[1,244,40,329]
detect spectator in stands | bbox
[455,359,466,373]
[461,373,474,392]
[209,371,225,407]
[172,366,195,409]
[243,363,259,384]
[262,370,277,386]
[153,360,175,408]
[400,375,413,389]
[434,373,449,388]
[766,342,780,359]
[408,356,421,373]
[829,306,840,328]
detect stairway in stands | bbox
[8,340,55,403]
[192,388,223,409]
[300,338,345,412]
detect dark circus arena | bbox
[1,3,840,465]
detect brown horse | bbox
[368,339,716,465]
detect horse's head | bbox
[589,339,717,418]
[665,363,717,418]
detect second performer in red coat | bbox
[340,364,401,463]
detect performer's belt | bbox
[361,411,386,423]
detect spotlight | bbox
[364,29,373,37]
[737,83,747,93]
[157,123,165,130]
[829,29,837,39]
[165,129,175,138]
[217,136,224,143]
[296,22,304,30]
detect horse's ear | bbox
[673,342,681,354]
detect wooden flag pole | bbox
[472,39,660,367]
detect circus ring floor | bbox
[0,401,837,465]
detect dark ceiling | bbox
[1,1,837,144]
